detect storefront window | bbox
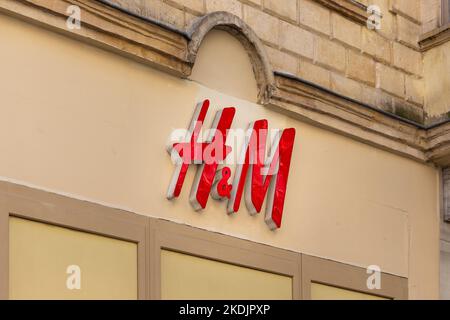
[310,283,388,300]
[161,250,293,300]
[9,217,138,300]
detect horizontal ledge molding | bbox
[419,23,450,51]
[314,0,369,25]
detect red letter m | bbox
[227,120,296,230]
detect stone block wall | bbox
[105,0,443,123]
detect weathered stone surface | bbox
[264,0,297,22]
[313,0,369,25]
[391,0,421,23]
[314,36,346,72]
[185,11,201,28]
[299,0,331,35]
[243,5,279,44]
[206,0,242,18]
[421,0,441,34]
[168,0,204,13]
[265,45,298,75]
[279,21,314,58]
[331,73,362,101]
[141,0,186,29]
[240,0,262,7]
[377,63,405,98]
[273,74,429,163]
[405,76,424,105]
[397,15,420,47]
[371,0,395,39]
[393,98,424,123]
[361,28,391,63]
[299,59,331,88]
[392,43,423,76]
[361,86,394,112]
[346,50,376,85]
[331,12,361,49]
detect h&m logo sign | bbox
[166,100,296,230]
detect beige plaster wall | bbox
[0,13,440,298]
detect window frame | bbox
[148,218,302,299]
[443,0,450,26]
[0,180,410,300]
[302,255,408,300]
[0,181,149,299]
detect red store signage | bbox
[166,99,296,230]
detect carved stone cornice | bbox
[2,0,450,166]
[0,0,191,76]
[419,23,450,51]
[270,73,428,162]
[314,0,369,25]
[426,122,450,166]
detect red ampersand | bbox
[216,167,232,199]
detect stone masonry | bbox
[105,0,443,123]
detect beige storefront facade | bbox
[0,0,449,300]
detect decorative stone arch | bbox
[187,12,275,104]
